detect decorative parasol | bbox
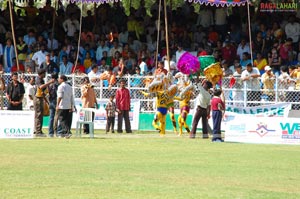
[203,62,223,85]
[177,52,200,75]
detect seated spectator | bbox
[279,38,293,65]
[154,61,168,76]
[236,38,250,60]
[83,52,93,73]
[240,52,252,69]
[72,62,86,75]
[59,55,73,75]
[109,39,123,57]
[96,39,109,63]
[268,47,282,76]
[221,41,236,65]
[125,51,137,75]
[98,58,109,73]
[254,52,268,75]
[111,51,122,68]
[11,58,25,73]
[16,36,28,64]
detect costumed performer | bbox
[174,75,195,136]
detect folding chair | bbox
[76,108,95,138]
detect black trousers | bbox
[212,110,222,141]
[117,110,132,133]
[191,106,208,136]
[106,116,115,132]
[57,109,71,135]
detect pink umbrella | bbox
[177,52,200,75]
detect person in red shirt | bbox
[116,79,132,133]
[11,58,25,73]
[211,88,225,142]
[71,62,86,74]
[221,41,236,65]
[154,61,168,76]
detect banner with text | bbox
[225,115,300,145]
[0,111,34,139]
[73,99,140,130]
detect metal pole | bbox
[155,0,162,69]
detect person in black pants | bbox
[6,72,25,110]
[211,89,225,142]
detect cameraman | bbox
[81,76,97,134]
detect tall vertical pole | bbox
[164,0,170,71]
[247,1,253,64]
[8,0,19,71]
[155,0,162,69]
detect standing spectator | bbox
[279,38,293,65]
[34,69,54,137]
[62,14,80,41]
[56,75,74,138]
[241,63,261,107]
[278,65,290,101]
[190,80,213,139]
[3,38,15,73]
[116,80,132,133]
[48,73,59,137]
[261,65,275,101]
[285,15,300,51]
[81,77,97,134]
[175,43,186,64]
[214,7,228,39]
[23,29,36,51]
[196,7,214,30]
[59,55,73,75]
[6,72,25,110]
[40,53,59,74]
[32,44,48,69]
[105,94,118,134]
[211,89,225,142]
[232,64,244,107]
[25,77,36,110]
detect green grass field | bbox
[0,131,300,199]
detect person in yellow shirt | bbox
[174,82,194,136]
[261,65,275,101]
[253,52,267,75]
[83,51,93,73]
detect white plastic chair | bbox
[76,108,95,138]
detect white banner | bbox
[0,111,34,139]
[224,115,300,145]
[225,103,291,117]
[72,99,140,130]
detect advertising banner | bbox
[224,115,300,145]
[73,98,140,130]
[0,111,34,139]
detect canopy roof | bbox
[191,0,248,7]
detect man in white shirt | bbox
[56,75,74,138]
[32,45,48,68]
[285,15,300,50]
[236,38,251,60]
[241,63,261,107]
[190,80,213,139]
[62,14,80,40]
[109,40,122,57]
[196,7,214,30]
[88,65,101,85]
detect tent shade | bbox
[191,0,248,7]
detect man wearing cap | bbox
[40,52,59,74]
[261,65,275,101]
[241,63,261,106]
[34,69,54,137]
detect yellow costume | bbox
[141,74,177,136]
[174,82,194,136]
